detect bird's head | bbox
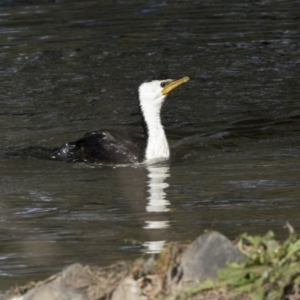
[138,76,190,113]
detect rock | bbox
[22,282,84,300]
[167,231,245,292]
[3,262,131,300]
[141,256,157,275]
[111,277,142,300]
[179,231,245,283]
[62,263,95,289]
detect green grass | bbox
[176,224,300,300]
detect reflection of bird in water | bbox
[146,165,170,213]
[52,77,189,164]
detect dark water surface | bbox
[1,0,300,291]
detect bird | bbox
[51,76,190,165]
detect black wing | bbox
[52,130,146,164]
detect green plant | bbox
[219,228,300,300]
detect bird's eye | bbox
[160,82,167,88]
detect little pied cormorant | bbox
[51,76,190,164]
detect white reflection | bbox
[143,241,166,254]
[143,164,170,253]
[144,220,169,229]
[146,165,170,212]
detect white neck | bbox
[145,112,170,162]
[140,97,170,162]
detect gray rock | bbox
[111,277,141,300]
[141,256,157,275]
[62,263,94,289]
[168,231,245,292]
[180,231,245,283]
[23,282,84,300]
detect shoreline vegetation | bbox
[3,223,300,300]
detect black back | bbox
[52,130,146,164]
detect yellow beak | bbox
[162,76,190,95]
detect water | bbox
[1,0,300,291]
